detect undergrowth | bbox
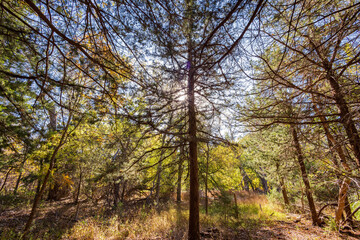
[0,193,286,240]
[62,193,286,240]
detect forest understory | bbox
[1,191,359,240]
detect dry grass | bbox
[63,204,189,240]
[3,192,349,240]
[62,193,287,240]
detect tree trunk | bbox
[187,48,199,240]
[75,170,82,204]
[291,124,319,226]
[257,168,269,194]
[74,170,82,221]
[14,171,22,195]
[14,157,27,195]
[0,167,13,192]
[276,162,289,205]
[313,102,353,226]
[205,143,209,215]
[279,177,290,205]
[336,178,351,226]
[23,114,71,238]
[121,180,127,202]
[155,159,162,203]
[326,73,360,168]
[156,134,166,203]
[36,159,43,195]
[186,0,199,238]
[300,181,305,212]
[240,166,253,191]
[177,145,184,202]
[113,180,120,207]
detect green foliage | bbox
[351,200,360,220]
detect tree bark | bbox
[325,72,360,168]
[205,143,209,215]
[14,157,27,195]
[279,176,290,206]
[276,162,289,205]
[156,134,166,203]
[336,178,351,226]
[313,102,353,226]
[23,114,72,238]
[177,145,184,202]
[240,166,253,191]
[0,167,13,192]
[155,159,162,203]
[14,171,22,195]
[121,180,127,202]
[291,124,319,226]
[186,0,199,238]
[257,168,269,193]
[75,170,82,204]
[187,46,199,240]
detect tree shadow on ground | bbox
[0,197,98,239]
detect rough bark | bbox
[336,178,351,226]
[187,48,199,240]
[186,0,199,238]
[291,124,319,226]
[313,102,353,226]
[325,72,360,168]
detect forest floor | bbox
[0,192,359,239]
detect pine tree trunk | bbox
[14,157,27,195]
[0,167,12,192]
[313,102,353,226]
[336,178,351,226]
[156,135,166,203]
[187,49,199,240]
[75,170,82,204]
[279,177,290,205]
[240,166,252,191]
[205,143,209,215]
[186,0,200,238]
[326,73,360,168]
[257,168,269,193]
[14,171,22,195]
[291,124,319,225]
[276,162,289,205]
[177,145,184,202]
[23,115,71,238]
[155,159,162,203]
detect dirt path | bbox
[249,220,357,240]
